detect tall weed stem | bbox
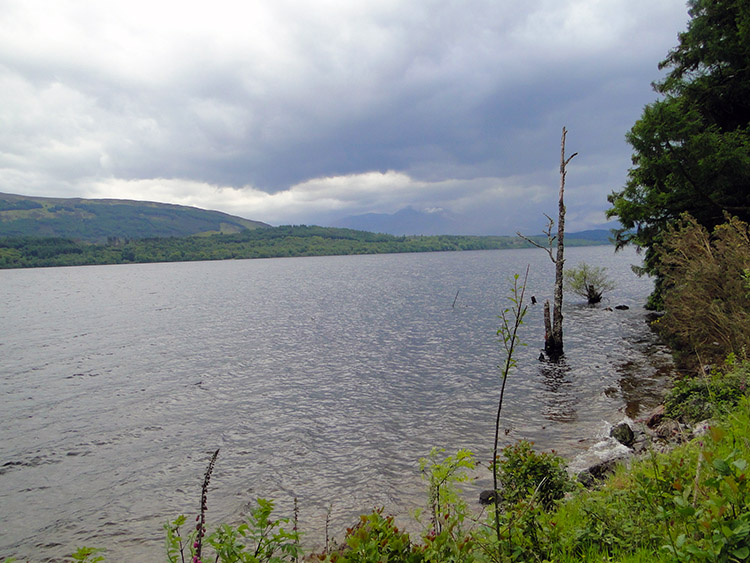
[195,448,219,563]
[492,266,530,556]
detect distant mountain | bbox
[0,192,269,242]
[332,206,460,235]
[333,206,614,243]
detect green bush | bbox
[496,440,572,511]
[315,509,422,563]
[564,263,616,304]
[654,214,750,367]
[665,358,750,422]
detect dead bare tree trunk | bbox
[547,127,575,356]
[518,127,576,360]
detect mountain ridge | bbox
[0,192,269,242]
[332,206,616,239]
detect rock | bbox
[654,419,685,440]
[644,311,663,323]
[610,422,635,447]
[479,489,498,505]
[643,405,665,428]
[693,419,713,437]
[614,305,630,310]
[577,457,626,488]
[631,431,652,455]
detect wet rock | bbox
[614,305,630,310]
[577,457,626,488]
[479,489,498,505]
[644,312,665,326]
[610,422,635,447]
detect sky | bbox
[0,0,690,234]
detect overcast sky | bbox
[0,0,690,234]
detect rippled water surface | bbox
[0,246,672,561]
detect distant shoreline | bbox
[0,226,611,270]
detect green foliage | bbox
[70,546,106,562]
[208,498,300,563]
[607,0,750,300]
[415,448,477,562]
[564,263,616,304]
[166,498,300,563]
[491,268,530,554]
[320,509,421,563]
[165,514,196,563]
[0,227,607,269]
[552,395,750,562]
[496,440,572,511]
[665,359,750,422]
[0,198,42,212]
[418,448,475,536]
[652,214,750,367]
[163,449,299,563]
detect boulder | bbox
[577,457,626,488]
[610,422,635,447]
[479,489,498,505]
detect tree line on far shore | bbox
[0,225,608,269]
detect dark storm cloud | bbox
[0,0,689,232]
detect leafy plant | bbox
[564,263,616,304]
[417,449,477,562]
[418,448,475,536]
[165,448,300,563]
[326,508,421,563]
[207,498,301,563]
[653,214,750,367]
[70,547,106,562]
[496,440,572,511]
[165,514,196,563]
[491,267,530,552]
[665,360,749,422]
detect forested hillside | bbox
[0,192,268,241]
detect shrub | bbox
[496,440,572,511]
[418,448,475,536]
[564,263,616,304]
[317,509,422,563]
[653,214,750,367]
[665,356,750,422]
[417,448,476,562]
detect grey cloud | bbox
[0,0,689,233]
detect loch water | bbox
[0,246,673,561]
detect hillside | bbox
[0,192,269,242]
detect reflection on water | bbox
[0,246,673,561]
[538,358,577,423]
[616,339,675,420]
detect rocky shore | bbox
[479,404,712,504]
[574,405,711,488]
